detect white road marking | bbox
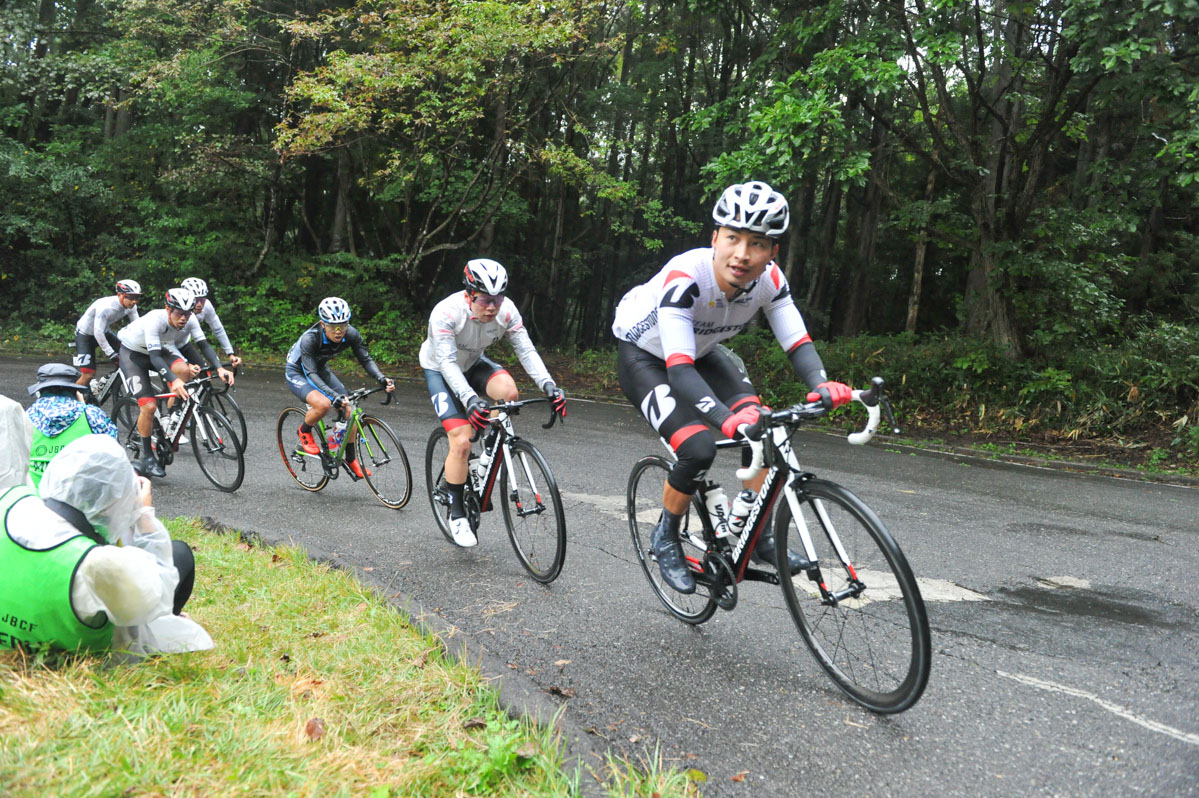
[565,491,990,602]
[1037,575,1091,589]
[998,670,1199,747]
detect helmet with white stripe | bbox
[712,181,790,238]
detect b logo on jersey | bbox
[431,391,451,417]
[641,384,675,431]
[696,395,716,413]
[660,281,699,310]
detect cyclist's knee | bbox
[487,375,518,403]
[447,427,472,458]
[307,392,332,414]
[668,432,716,494]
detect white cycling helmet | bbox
[463,258,508,296]
[181,277,208,298]
[115,279,142,296]
[318,296,352,324]
[712,181,790,238]
[164,287,197,312]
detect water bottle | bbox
[475,445,494,484]
[704,485,731,538]
[329,419,346,449]
[728,489,756,536]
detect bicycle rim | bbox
[211,390,248,453]
[358,416,412,509]
[112,397,140,456]
[190,408,244,492]
[276,407,328,491]
[424,427,461,543]
[626,456,717,624]
[500,439,566,583]
[775,478,931,713]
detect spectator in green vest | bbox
[0,407,210,655]
[26,362,118,489]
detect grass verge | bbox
[0,519,695,797]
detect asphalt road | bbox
[5,355,1198,796]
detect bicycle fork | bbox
[783,478,865,606]
[501,442,547,518]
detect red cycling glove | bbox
[720,405,760,439]
[807,381,852,410]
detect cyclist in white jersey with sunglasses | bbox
[419,258,567,548]
[612,181,852,594]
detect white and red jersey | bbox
[611,247,812,365]
[418,291,554,403]
[75,296,139,357]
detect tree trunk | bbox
[329,149,351,253]
[905,170,936,333]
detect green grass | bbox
[0,520,695,797]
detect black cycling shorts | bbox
[424,354,509,430]
[119,347,177,404]
[73,330,121,373]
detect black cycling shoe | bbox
[752,530,810,574]
[136,456,166,479]
[650,516,696,594]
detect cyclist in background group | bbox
[118,287,235,478]
[285,297,395,479]
[177,277,243,370]
[72,280,142,388]
[419,258,567,548]
[611,181,852,594]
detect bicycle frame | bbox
[306,386,393,479]
[668,379,896,592]
[469,399,555,515]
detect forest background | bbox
[2,0,1196,469]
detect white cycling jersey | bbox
[612,247,812,365]
[189,300,234,355]
[118,309,207,359]
[418,291,553,403]
[75,297,139,358]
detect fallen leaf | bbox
[629,734,642,743]
[463,717,487,730]
[731,771,749,782]
[516,742,539,760]
[554,659,571,667]
[363,567,374,572]
[545,686,575,698]
[305,717,325,741]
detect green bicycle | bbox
[276,386,413,509]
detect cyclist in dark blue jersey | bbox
[285,297,394,479]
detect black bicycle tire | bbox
[500,438,566,583]
[626,455,717,624]
[774,478,931,713]
[424,427,459,543]
[276,407,328,492]
[357,415,412,509]
[189,407,244,492]
[209,390,247,453]
[111,397,140,455]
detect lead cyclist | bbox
[611,181,853,594]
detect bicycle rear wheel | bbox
[500,439,566,583]
[189,407,244,492]
[424,427,461,543]
[626,455,717,624]
[209,390,247,453]
[774,478,930,713]
[276,407,328,492]
[357,415,412,509]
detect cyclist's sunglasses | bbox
[324,322,349,332]
[471,292,504,308]
[122,294,142,302]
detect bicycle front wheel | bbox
[276,407,328,492]
[357,415,412,509]
[209,390,247,453]
[500,439,566,583]
[774,478,930,713]
[626,455,717,624]
[189,407,244,492]
[111,397,140,456]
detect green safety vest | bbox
[28,411,95,490]
[0,485,114,652]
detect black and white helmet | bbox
[712,181,790,238]
[115,279,142,296]
[463,258,508,296]
[181,277,208,298]
[318,296,352,324]
[164,287,197,312]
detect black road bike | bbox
[424,399,566,583]
[277,386,412,509]
[113,372,245,492]
[626,379,931,714]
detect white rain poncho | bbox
[0,393,33,489]
[36,435,212,654]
